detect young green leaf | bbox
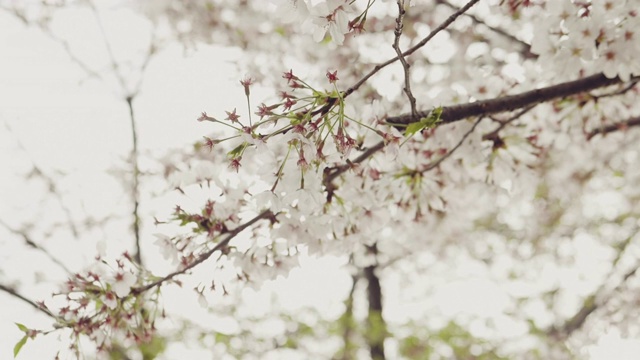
[422,106,443,128]
[227,142,246,158]
[405,121,428,136]
[13,335,28,358]
[15,323,28,333]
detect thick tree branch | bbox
[338,273,359,360]
[364,245,386,360]
[327,73,635,192]
[387,73,635,126]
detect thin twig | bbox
[586,116,640,140]
[131,32,158,95]
[393,0,418,119]
[344,0,481,98]
[436,0,534,58]
[364,244,386,360]
[87,0,132,95]
[481,104,536,142]
[2,121,80,240]
[0,284,57,319]
[420,116,484,173]
[131,210,274,295]
[0,219,72,274]
[548,228,639,339]
[591,79,639,100]
[339,272,359,360]
[1,5,104,81]
[324,141,385,187]
[87,0,158,265]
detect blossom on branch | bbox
[111,271,136,298]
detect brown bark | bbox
[364,248,386,360]
[386,73,629,126]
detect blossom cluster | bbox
[12,0,640,357]
[31,252,161,356]
[268,0,358,45]
[529,0,640,81]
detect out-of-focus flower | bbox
[112,271,136,298]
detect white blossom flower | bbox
[197,292,208,308]
[268,0,311,24]
[103,291,117,310]
[111,271,136,298]
[153,233,179,264]
[310,0,351,45]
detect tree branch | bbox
[481,104,536,142]
[0,219,72,274]
[131,210,275,295]
[323,141,385,202]
[586,116,640,140]
[126,96,142,266]
[393,0,418,119]
[327,73,635,192]
[86,1,159,265]
[547,229,639,339]
[436,0,535,59]
[364,245,386,360]
[345,0,480,98]
[338,273,359,360]
[2,121,81,240]
[419,116,484,174]
[387,73,636,126]
[0,283,56,319]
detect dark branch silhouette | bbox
[387,73,635,126]
[0,284,56,319]
[587,116,640,140]
[365,261,386,359]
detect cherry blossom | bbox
[309,0,353,45]
[7,0,640,358]
[111,271,137,298]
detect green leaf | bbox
[421,106,443,128]
[13,335,28,358]
[405,121,428,136]
[15,323,28,333]
[404,107,443,136]
[139,335,167,360]
[431,106,443,119]
[227,142,246,158]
